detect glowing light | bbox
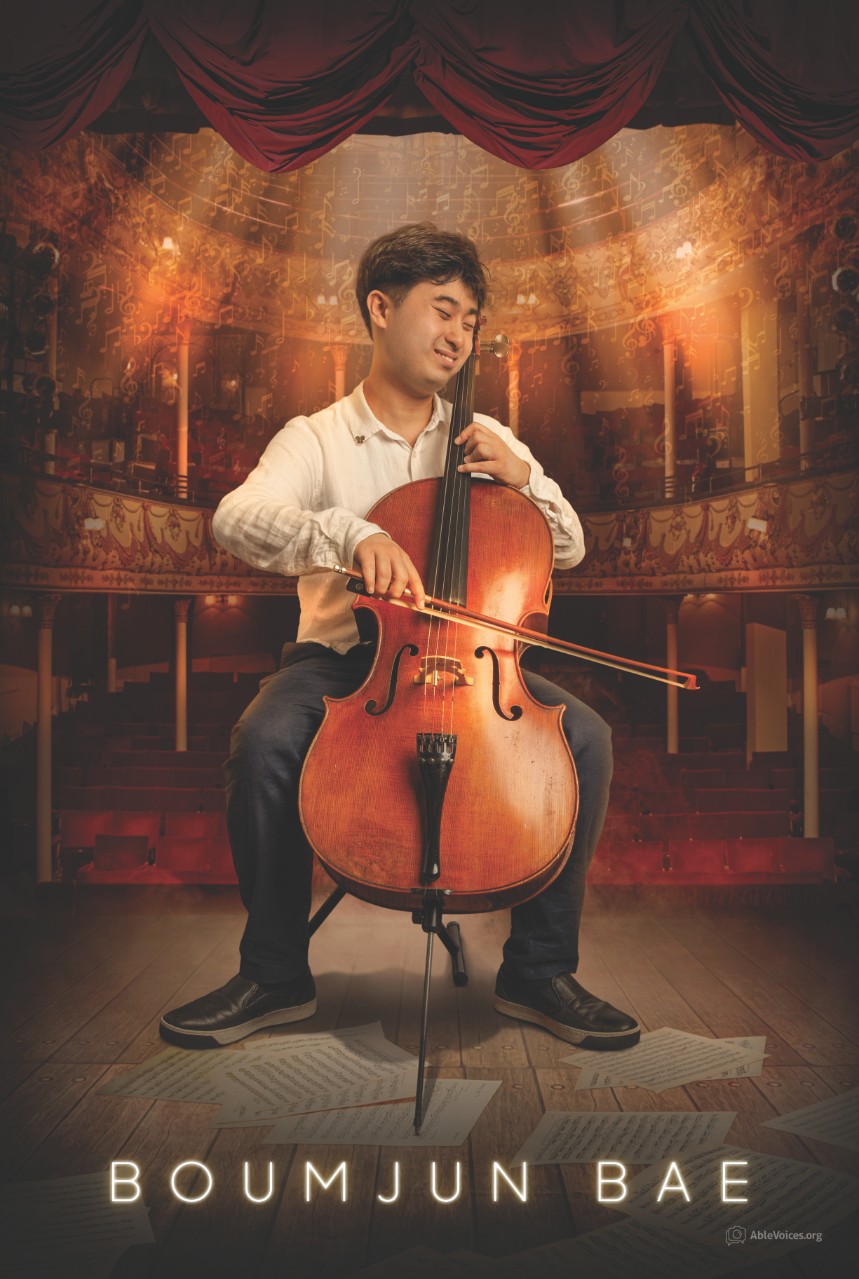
[161,236,174,251]
[675,241,694,260]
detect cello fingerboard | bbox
[426,337,478,607]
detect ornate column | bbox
[506,340,522,437]
[659,317,676,499]
[106,595,117,694]
[796,284,814,469]
[176,327,190,499]
[740,270,780,480]
[36,594,62,884]
[745,601,788,763]
[174,598,191,753]
[795,594,820,837]
[328,344,349,402]
[665,597,681,754]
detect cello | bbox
[299,321,694,1129]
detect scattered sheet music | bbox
[563,1029,765,1093]
[99,1021,414,1116]
[615,1143,859,1245]
[762,1086,859,1153]
[1,1170,154,1279]
[512,1110,736,1166]
[264,1078,501,1147]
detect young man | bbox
[160,224,639,1053]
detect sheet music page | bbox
[211,1064,418,1127]
[99,1023,413,1108]
[512,1110,736,1165]
[210,1028,416,1122]
[97,1044,232,1104]
[574,1036,767,1092]
[616,1144,859,1243]
[264,1078,500,1146]
[2,1171,154,1279]
[762,1086,859,1153]
[561,1028,761,1092]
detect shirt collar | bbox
[348,381,446,444]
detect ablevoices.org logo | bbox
[725,1227,823,1245]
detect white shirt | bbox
[212,381,585,652]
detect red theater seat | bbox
[164,811,227,838]
[156,836,211,873]
[667,841,729,876]
[728,840,781,875]
[93,834,150,871]
[56,810,111,848]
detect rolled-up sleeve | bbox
[211,421,386,575]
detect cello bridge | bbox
[413,656,474,687]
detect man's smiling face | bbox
[372,278,478,396]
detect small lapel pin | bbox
[355,435,365,444]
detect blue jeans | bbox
[225,641,613,984]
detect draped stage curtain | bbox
[3,1,858,168]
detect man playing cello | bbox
[160,223,640,1053]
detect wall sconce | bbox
[203,594,240,607]
[825,605,847,620]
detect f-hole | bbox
[474,646,522,721]
[365,644,419,716]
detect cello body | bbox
[299,474,578,914]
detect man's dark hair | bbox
[356,222,489,336]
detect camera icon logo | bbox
[726,1226,747,1246]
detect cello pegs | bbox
[487,333,510,359]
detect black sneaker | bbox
[159,972,316,1049]
[494,971,640,1050]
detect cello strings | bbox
[445,346,475,737]
[426,345,464,735]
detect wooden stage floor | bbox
[2,883,858,1278]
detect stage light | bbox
[24,329,47,356]
[29,241,60,276]
[162,236,175,251]
[831,266,859,295]
[834,214,858,241]
[833,306,858,334]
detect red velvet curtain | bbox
[3,1,858,168]
[1,2,147,149]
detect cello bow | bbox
[333,566,699,691]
